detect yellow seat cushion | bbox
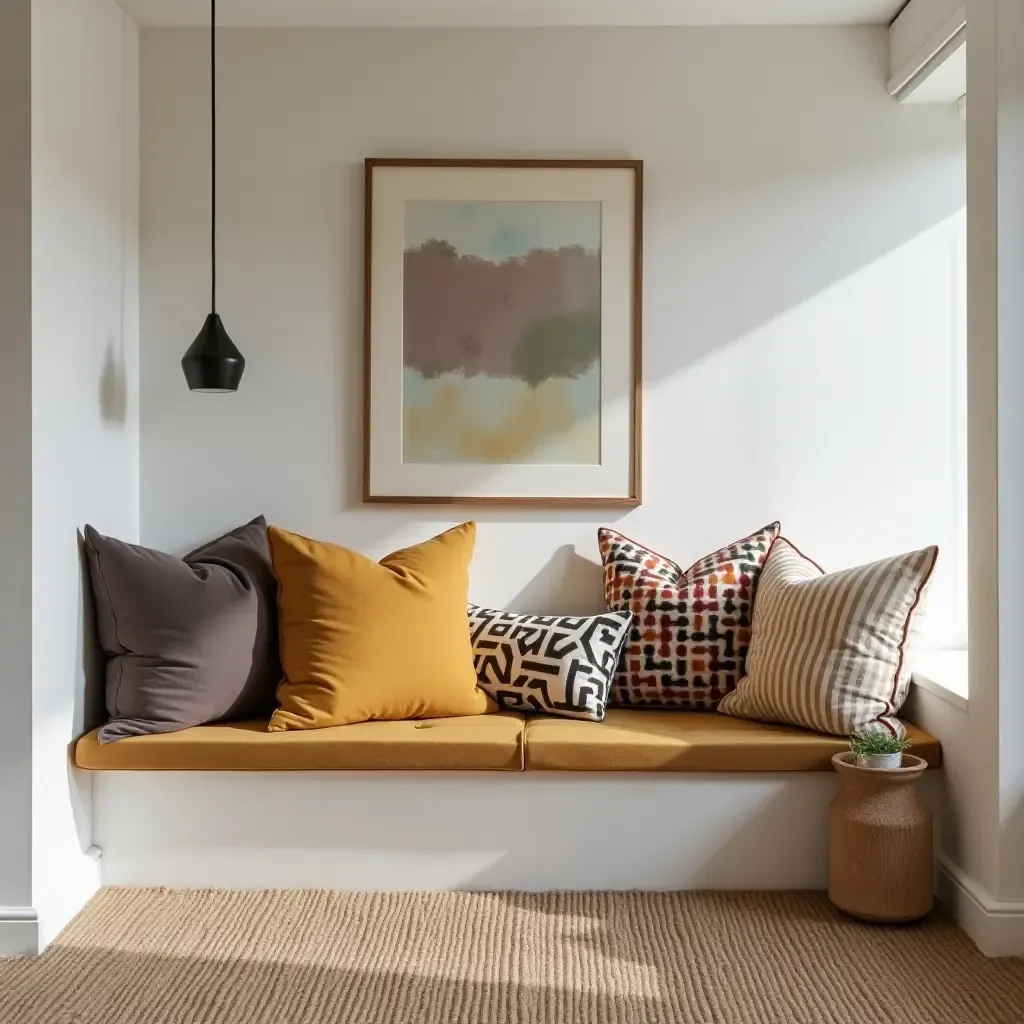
[268,522,488,730]
[523,708,941,772]
[74,709,940,774]
[75,713,525,772]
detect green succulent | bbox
[848,732,914,757]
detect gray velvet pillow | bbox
[84,517,281,743]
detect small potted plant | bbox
[848,732,913,770]
[830,735,931,922]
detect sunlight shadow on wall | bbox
[505,544,605,616]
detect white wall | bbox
[0,0,36,958]
[901,0,1024,957]
[140,26,965,631]
[991,0,1024,908]
[30,0,140,949]
[966,0,1024,908]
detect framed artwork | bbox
[363,157,642,507]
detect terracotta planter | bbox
[828,751,932,923]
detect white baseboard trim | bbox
[0,906,39,958]
[936,855,1024,957]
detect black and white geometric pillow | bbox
[468,604,633,722]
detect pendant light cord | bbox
[211,0,217,314]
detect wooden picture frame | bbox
[363,157,643,508]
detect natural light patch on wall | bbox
[655,209,967,653]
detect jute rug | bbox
[2,888,1023,1023]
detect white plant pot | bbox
[856,753,903,770]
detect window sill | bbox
[910,649,968,712]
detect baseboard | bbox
[0,906,39,958]
[936,855,1024,957]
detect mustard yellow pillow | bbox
[268,522,487,730]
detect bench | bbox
[75,710,941,892]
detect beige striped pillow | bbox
[717,538,938,738]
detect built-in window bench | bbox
[75,711,941,893]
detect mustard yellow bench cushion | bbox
[74,708,941,773]
[523,709,941,772]
[74,713,526,772]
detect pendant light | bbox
[181,0,245,393]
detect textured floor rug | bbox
[1,888,1023,1023]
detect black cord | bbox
[211,0,217,314]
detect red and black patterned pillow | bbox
[598,522,780,709]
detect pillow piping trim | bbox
[771,534,826,575]
[879,544,940,737]
[598,520,782,582]
[764,536,940,739]
[601,522,782,710]
[682,520,782,577]
[597,527,684,576]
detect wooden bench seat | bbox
[74,709,941,773]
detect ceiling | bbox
[118,0,908,28]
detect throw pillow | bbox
[468,605,632,721]
[716,538,938,737]
[84,516,281,743]
[269,522,487,730]
[599,522,780,708]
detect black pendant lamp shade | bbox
[182,314,245,392]
[182,0,244,393]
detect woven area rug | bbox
[2,888,1023,1023]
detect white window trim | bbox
[950,210,969,650]
[914,209,969,653]
[911,648,968,711]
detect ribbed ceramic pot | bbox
[828,751,932,923]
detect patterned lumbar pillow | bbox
[599,522,780,709]
[468,605,632,721]
[717,538,938,737]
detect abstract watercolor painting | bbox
[364,159,642,506]
[402,201,602,465]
